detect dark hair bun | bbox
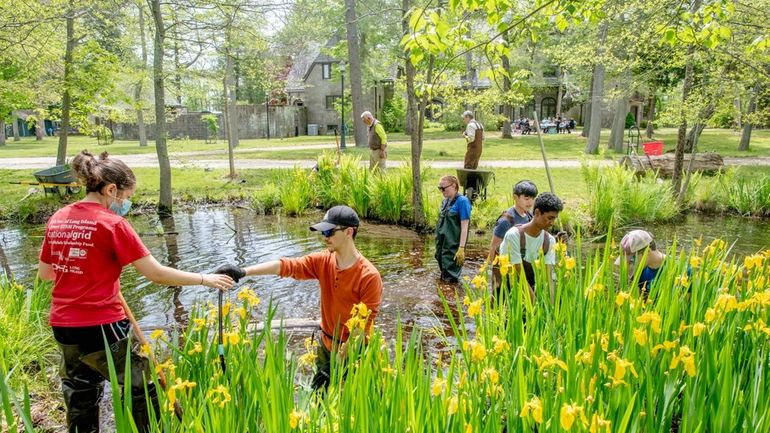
[71,149,135,193]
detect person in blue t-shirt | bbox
[615,230,666,293]
[435,174,472,283]
[488,180,538,293]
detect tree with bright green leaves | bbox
[660,0,738,196]
[0,60,33,146]
[48,0,128,164]
[0,1,63,145]
[402,0,590,225]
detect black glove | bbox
[214,264,246,283]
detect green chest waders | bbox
[435,196,463,282]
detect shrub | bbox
[625,112,635,128]
[381,97,406,133]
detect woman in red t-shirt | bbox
[37,150,233,433]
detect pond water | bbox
[1,208,769,345]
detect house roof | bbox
[285,45,319,92]
[285,36,343,92]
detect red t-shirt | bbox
[40,202,150,327]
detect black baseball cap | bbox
[309,205,361,232]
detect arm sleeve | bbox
[500,229,523,265]
[279,252,325,280]
[375,123,387,145]
[492,218,511,239]
[457,197,471,221]
[544,234,556,265]
[39,230,51,264]
[465,123,476,142]
[112,220,151,266]
[360,273,383,332]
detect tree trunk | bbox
[403,0,425,228]
[500,31,512,139]
[734,97,742,129]
[555,67,563,118]
[11,114,20,141]
[584,23,607,154]
[35,115,44,140]
[171,9,183,105]
[673,0,702,195]
[344,0,367,147]
[685,123,706,153]
[645,87,655,139]
[150,0,173,214]
[738,83,759,151]
[609,94,628,153]
[581,66,594,138]
[58,1,75,165]
[620,153,723,178]
[0,237,12,279]
[225,48,238,178]
[0,119,6,145]
[136,0,148,147]
[673,47,695,196]
[684,103,714,152]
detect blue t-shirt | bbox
[492,206,532,239]
[442,195,472,220]
[638,266,660,290]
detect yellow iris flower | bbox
[560,403,588,430]
[520,396,543,424]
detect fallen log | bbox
[619,153,724,178]
[249,318,320,333]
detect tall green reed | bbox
[278,167,314,216]
[0,277,54,433]
[371,164,412,223]
[582,165,680,231]
[5,240,770,432]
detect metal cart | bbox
[456,168,495,203]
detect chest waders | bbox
[435,196,463,282]
[464,121,484,169]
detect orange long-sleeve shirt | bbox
[279,251,383,350]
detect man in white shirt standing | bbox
[361,111,387,171]
[462,110,484,169]
[499,192,563,303]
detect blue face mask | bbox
[109,195,132,216]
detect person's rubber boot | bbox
[130,383,159,432]
[80,338,155,431]
[58,343,102,433]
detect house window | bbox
[322,63,332,80]
[540,97,557,119]
[326,95,341,110]
[327,124,338,133]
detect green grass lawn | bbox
[0,127,455,158]
[2,128,768,161]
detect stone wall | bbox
[112,105,307,140]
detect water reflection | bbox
[1,209,769,347]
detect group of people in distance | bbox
[516,116,576,135]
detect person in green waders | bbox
[435,174,472,283]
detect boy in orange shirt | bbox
[215,205,383,390]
